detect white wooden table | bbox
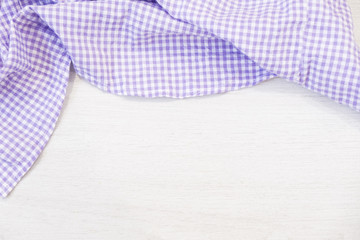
[1,1,360,239]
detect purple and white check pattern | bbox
[0,0,359,197]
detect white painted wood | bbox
[1,1,360,239]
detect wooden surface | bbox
[1,1,360,239]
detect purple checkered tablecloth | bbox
[1,0,360,198]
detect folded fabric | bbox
[1,0,359,198]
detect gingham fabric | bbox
[0,0,359,198]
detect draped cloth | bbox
[1,0,360,197]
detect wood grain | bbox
[1,1,360,239]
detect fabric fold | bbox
[155,0,360,108]
[0,1,71,197]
